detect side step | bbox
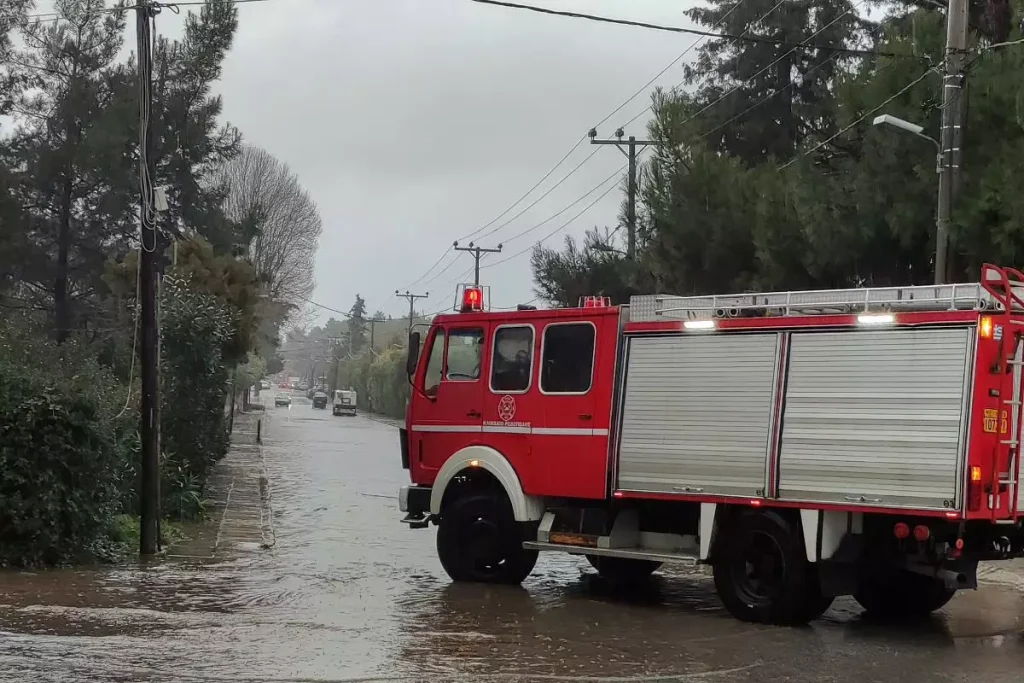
[523,541,699,565]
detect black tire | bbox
[436,492,538,585]
[795,564,835,621]
[712,509,822,625]
[585,555,661,583]
[854,568,956,619]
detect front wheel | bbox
[854,568,955,619]
[712,509,824,625]
[437,492,538,585]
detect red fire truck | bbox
[397,265,1024,625]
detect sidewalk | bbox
[168,410,274,560]
[978,559,1024,589]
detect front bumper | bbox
[399,484,431,515]
[400,485,432,529]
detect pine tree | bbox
[683,0,868,163]
[5,1,133,340]
[347,295,368,355]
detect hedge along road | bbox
[1,395,1024,682]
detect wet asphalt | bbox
[1,394,1023,682]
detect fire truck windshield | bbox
[445,328,484,380]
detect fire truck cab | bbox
[398,268,1024,625]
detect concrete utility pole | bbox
[935,0,969,285]
[396,290,429,336]
[454,241,502,286]
[588,127,655,261]
[136,0,162,557]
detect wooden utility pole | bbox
[935,0,969,284]
[367,317,386,350]
[589,127,655,260]
[396,290,429,335]
[453,241,502,286]
[136,0,161,556]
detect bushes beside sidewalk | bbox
[0,319,137,566]
[0,276,248,567]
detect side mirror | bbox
[406,331,421,377]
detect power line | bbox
[468,0,918,60]
[401,245,453,290]
[472,146,601,243]
[482,174,622,271]
[595,0,769,134]
[406,0,759,285]
[617,0,878,132]
[779,66,938,170]
[25,0,270,23]
[420,163,628,299]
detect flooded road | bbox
[2,399,1024,682]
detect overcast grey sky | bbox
[33,0,698,322]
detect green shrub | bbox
[0,318,135,567]
[336,346,409,420]
[160,276,233,482]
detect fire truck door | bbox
[413,323,487,475]
[531,318,609,499]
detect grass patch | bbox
[109,514,192,558]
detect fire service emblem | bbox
[497,395,516,422]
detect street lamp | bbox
[872,113,947,285]
[872,115,939,151]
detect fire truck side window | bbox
[445,328,484,381]
[541,323,595,394]
[423,329,446,396]
[490,325,534,393]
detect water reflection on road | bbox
[2,400,1023,682]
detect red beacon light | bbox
[580,295,612,308]
[461,286,484,312]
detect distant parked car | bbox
[260,380,271,390]
[311,391,329,409]
[274,393,292,407]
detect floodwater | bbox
[2,397,1024,682]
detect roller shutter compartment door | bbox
[617,333,779,497]
[777,327,973,510]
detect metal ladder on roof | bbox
[981,264,1024,520]
[629,274,1024,323]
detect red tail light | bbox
[893,522,910,539]
[968,465,983,511]
[913,525,931,542]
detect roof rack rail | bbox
[629,280,1024,323]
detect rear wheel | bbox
[712,509,824,625]
[585,555,661,583]
[854,568,955,619]
[437,492,538,585]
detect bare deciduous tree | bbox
[212,145,321,314]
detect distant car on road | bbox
[311,391,329,409]
[260,379,271,390]
[274,393,292,407]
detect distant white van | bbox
[333,389,357,416]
